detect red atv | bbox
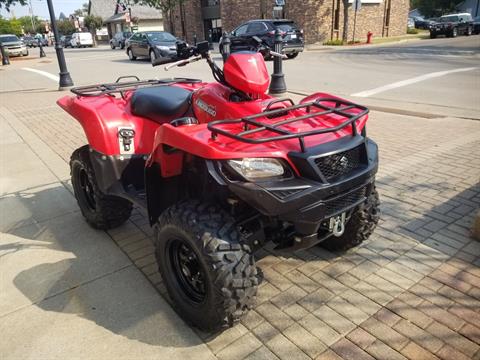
[58,41,379,331]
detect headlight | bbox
[156,45,170,51]
[227,158,285,181]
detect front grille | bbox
[323,186,367,217]
[270,188,304,200]
[314,144,366,182]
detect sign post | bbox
[352,0,361,43]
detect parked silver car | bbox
[0,34,29,57]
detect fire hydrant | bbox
[367,31,373,44]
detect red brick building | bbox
[166,0,409,44]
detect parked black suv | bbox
[220,19,304,59]
[430,13,474,38]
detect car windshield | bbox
[0,35,19,42]
[273,22,297,32]
[440,15,459,22]
[146,32,176,42]
[123,32,132,38]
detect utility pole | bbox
[46,0,74,90]
[28,0,36,33]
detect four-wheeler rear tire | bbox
[70,145,132,230]
[155,200,258,332]
[321,184,380,251]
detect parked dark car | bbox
[0,34,29,56]
[22,36,37,47]
[473,16,480,34]
[430,13,474,38]
[220,19,304,59]
[61,35,73,48]
[125,31,178,64]
[413,16,436,29]
[110,31,132,49]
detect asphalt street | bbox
[7,35,478,120]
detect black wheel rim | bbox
[168,239,206,303]
[78,168,96,210]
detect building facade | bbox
[88,0,164,41]
[166,0,409,44]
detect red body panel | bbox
[58,58,367,178]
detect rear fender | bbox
[57,95,160,155]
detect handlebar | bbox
[164,55,202,71]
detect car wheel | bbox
[466,26,472,36]
[452,27,458,37]
[128,48,136,60]
[430,31,437,39]
[121,43,125,50]
[110,42,115,49]
[150,49,157,64]
[286,52,299,59]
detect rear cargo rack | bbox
[207,98,368,152]
[70,76,202,97]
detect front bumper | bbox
[217,137,378,236]
[6,46,27,56]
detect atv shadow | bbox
[3,184,205,349]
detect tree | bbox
[18,15,42,34]
[0,16,23,35]
[342,0,349,43]
[57,19,75,35]
[410,0,464,18]
[0,0,27,11]
[84,14,103,47]
[59,12,67,20]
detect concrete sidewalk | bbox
[0,107,215,359]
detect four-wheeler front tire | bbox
[155,200,258,332]
[321,184,380,251]
[70,145,132,230]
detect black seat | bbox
[131,86,191,123]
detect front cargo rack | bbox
[70,76,202,97]
[207,98,369,152]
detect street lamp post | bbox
[46,0,73,90]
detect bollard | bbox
[222,32,231,63]
[268,29,287,95]
[38,39,46,58]
[0,43,10,65]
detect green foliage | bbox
[410,0,464,18]
[17,15,44,34]
[0,0,27,11]
[0,16,22,35]
[57,19,76,35]
[407,27,419,34]
[323,39,344,46]
[84,15,103,31]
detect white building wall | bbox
[138,20,164,32]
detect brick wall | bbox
[166,0,409,45]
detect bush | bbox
[323,39,344,46]
[407,27,419,34]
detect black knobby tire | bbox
[321,184,380,251]
[155,200,258,331]
[70,145,132,230]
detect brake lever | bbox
[164,56,202,71]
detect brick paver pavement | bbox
[5,91,480,360]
